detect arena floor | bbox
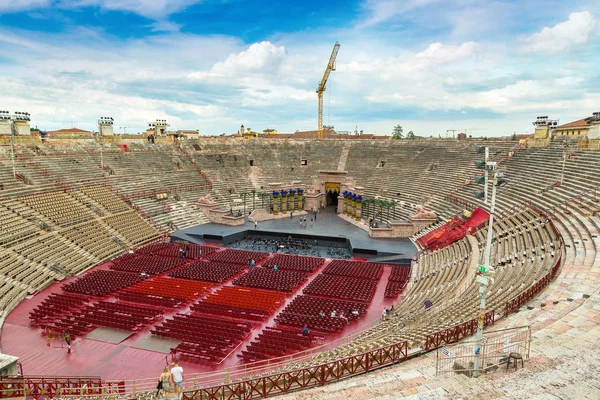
[0,215,416,381]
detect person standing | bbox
[158,366,173,398]
[254,221,258,230]
[171,360,184,396]
[310,217,313,227]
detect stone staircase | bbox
[337,146,350,171]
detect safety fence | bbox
[0,376,125,400]
[435,325,531,377]
[182,341,409,400]
[424,311,495,352]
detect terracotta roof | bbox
[556,118,591,129]
[47,127,92,134]
[260,133,293,139]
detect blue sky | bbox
[0,0,599,136]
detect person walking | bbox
[254,221,258,230]
[158,366,173,398]
[171,360,184,397]
[64,330,71,350]
[310,217,313,227]
[299,218,302,228]
[290,211,293,219]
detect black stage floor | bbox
[170,210,416,263]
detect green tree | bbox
[407,130,416,139]
[511,133,517,141]
[392,125,403,139]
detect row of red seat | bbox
[29,293,90,326]
[323,259,384,280]
[152,314,253,363]
[152,244,219,259]
[303,275,378,303]
[232,268,309,292]
[189,302,269,321]
[204,286,286,312]
[239,326,323,363]
[62,270,145,296]
[115,290,186,309]
[168,261,245,283]
[262,254,324,272]
[110,254,185,275]
[206,249,269,265]
[127,277,213,300]
[134,242,172,254]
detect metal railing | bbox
[435,325,531,377]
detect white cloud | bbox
[189,41,287,80]
[359,0,442,27]
[57,0,202,19]
[519,11,598,54]
[0,0,51,13]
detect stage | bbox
[170,211,417,262]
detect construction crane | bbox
[317,42,340,139]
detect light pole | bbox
[560,139,570,186]
[1,110,31,179]
[9,117,17,179]
[473,161,506,377]
[98,117,114,171]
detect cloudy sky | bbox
[0,0,599,136]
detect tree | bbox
[407,130,416,139]
[511,133,517,141]
[392,125,403,139]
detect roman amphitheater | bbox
[0,116,598,400]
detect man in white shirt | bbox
[171,360,184,395]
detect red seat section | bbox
[204,286,286,312]
[323,259,384,280]
[239,326,324,363]
[262,254,325,272]
[29,293,91,326]
[206,248,269,265]
[110,254,185,274]
[303,275,378,302]
[275,295,368,333]
[62,270,145,296]
[384,265,412,298]
[40,301,163,337]
[189,302,269,322]
[168,261,245,283]
[232,268,309,292]
[151,314,253,363]
[126,277,213,300]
